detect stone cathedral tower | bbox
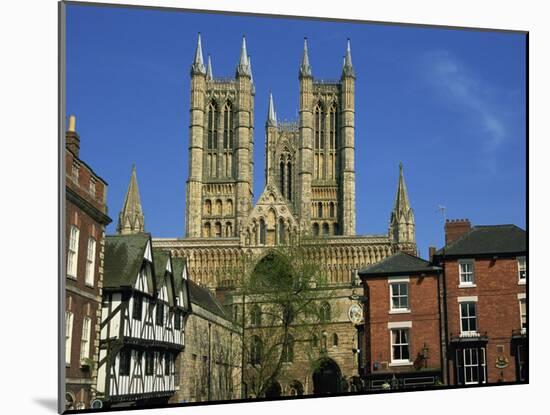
[264,38,356,236]
[185,34,255,238]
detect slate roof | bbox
[187,280,228,319]
[358,251,441,277]
[104,233,151,288]
[172,257,192,312]
[435,225,526,257]
[152,248,170,288]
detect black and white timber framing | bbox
[96,233,191,406]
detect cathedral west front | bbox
[147,33,417,396]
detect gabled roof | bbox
[171,257,192,311]
[358,251,441,277]
[104,233,151,288]
[435,224,526,257]
[187,280,228,319]
[152,248,171,287]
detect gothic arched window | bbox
[225,222,232,237]
[318,202,323,218]
[332,333,339,347]
[329,103,337,150]
[280,158,285,195]
[214,222,222,238]
[215,199,222,215]
[223,102,233,149]
[312,223,320,236]
[203,222,211,238]
[259,219,266,245]
[250,335,262,365]
[322,222,329,236]
[287,161,292,200]
[278,218,286,244]
[250,305,262,327]
[329,202,335,218]
[204,199,212,215]
[207,101,218,150]
[320,302,331,322]
[282,334,294,363]
[314,104,322,150]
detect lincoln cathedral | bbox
[149,34,417,396]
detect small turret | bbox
[191,33,206,75]
[206,54,213,80]
[267,92,277,127]
[342,38,355,78]
[389,162,415,247]
[117,165,145,235]
[299,37,312,78]
[236,36,251,77]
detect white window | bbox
[80,316,91,361]
[65,311,74,365]
[85,238,96,286]
[457,347,486,385]
[390,328,410,364]
[458,260,475,286]
[519,298,526,333]
[390,282,409,311]
[459,301,478,336]
[67,226,80,278]
[518,257,526,284]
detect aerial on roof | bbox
[103,233,151,289]
[436,224,526,257]
[358,251,441,277]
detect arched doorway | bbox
[312,358,342,395]
[264,380,282,398]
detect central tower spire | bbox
[389,162,416,252]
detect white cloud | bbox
[423,50,507,153]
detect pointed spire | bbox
[299,37,312,78]
[267,92,277,127]
[236,36,251,77]
[393,162,411,214]
[191,33,206,75]
[206,54,213,80]
[389,162,415,247]
[342,38,355,78]
[117,165,145,235]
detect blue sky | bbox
[66,4,526,258]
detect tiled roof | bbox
[358,251,440,277]
[104,233,150,288]
[435,224,526,257]
[188,280,228,319]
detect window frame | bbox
[156,302,164,326]
[389,279,410,313]
[145,351,154,376]
[458,259,476,287]
[119,348,131,376]
[132,294,143,320]
[457,347,486,385]
[67,225,80,278]
[80,316,92,361]
[390,327,411,365]
[65,310,74,365]
[517,256,526,284]
[459,300,478,337]
[518,294,526,333]
[84,237,96,287]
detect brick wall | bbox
[443,256,526,384]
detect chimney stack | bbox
[445,219,471,245]
[429,246,436,262]
[66,114,80,157]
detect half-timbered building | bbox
[96,170,191,407]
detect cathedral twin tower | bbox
[184,34,414,250]
[186,34,358,240]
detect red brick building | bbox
[65,115,112,410]
[433,220,527,386]
[358,251,444,389]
